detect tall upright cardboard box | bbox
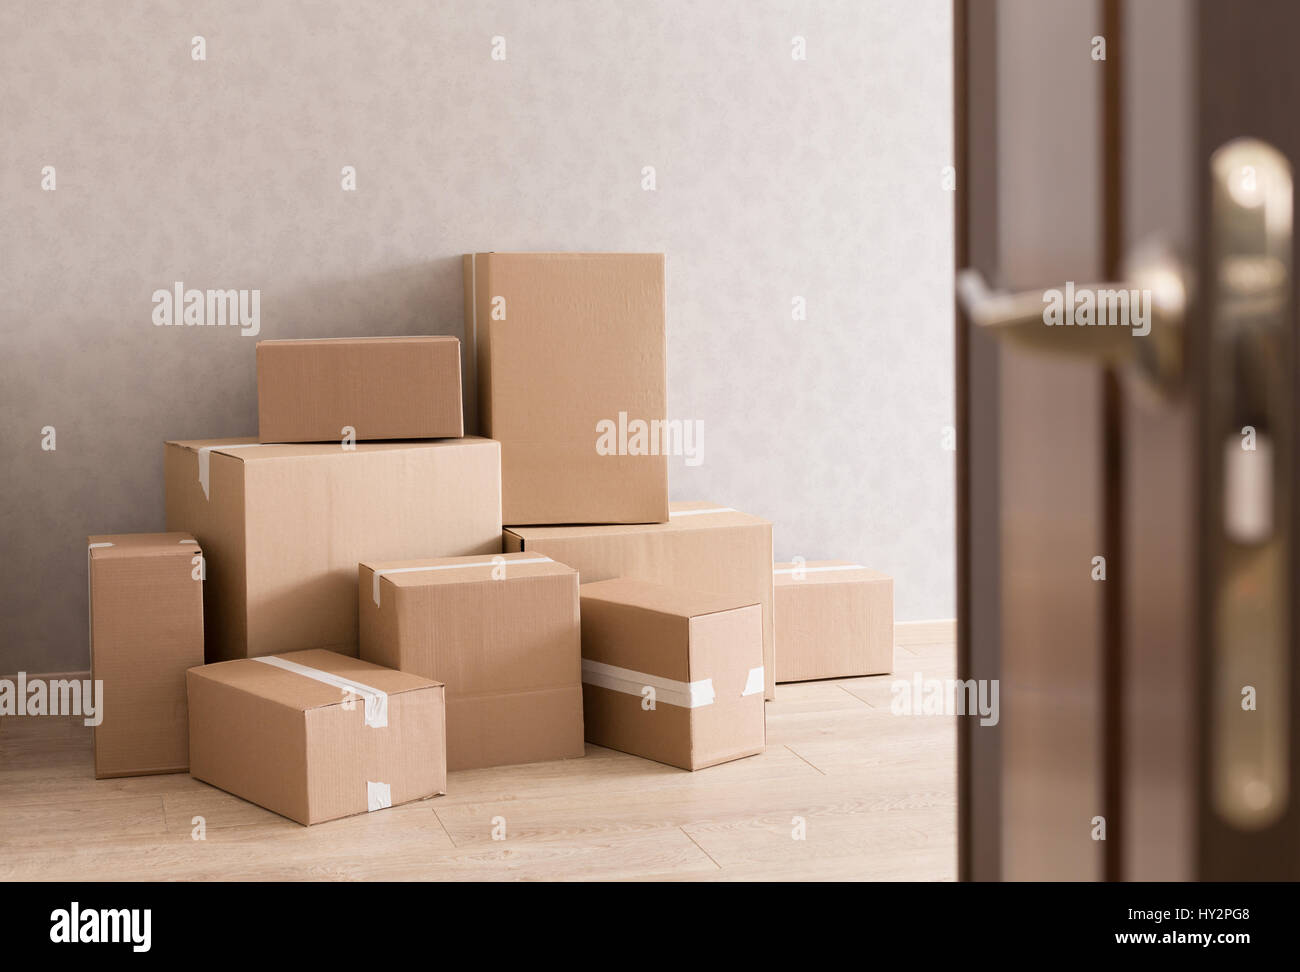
[88,532,205,778]
[257,335,464,443]
[465,251,668,524]
[579,578,765,771]
[165,437,502,662]
[187,649,447,825]
[773,561,894,682]
[504,502,776,699]
[359,552,584,770]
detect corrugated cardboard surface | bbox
[504,501,776,699]
[579,578,764,771]
[774,561,894,681]
[88,532,204,779]
[164,436,502,662]
[257,335,463,443]
[359,552,583,770]
[465,252,668,524]
[186,648,446,825]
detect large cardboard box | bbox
[773,561,894,682]
[504,502,776,699]
[464,251,668,525]
[257,336,463,443]
[88,532,205,779]
[579,578,764,771]
[187,649,446,825]
[359,552,584,770]
[165,437,502,662]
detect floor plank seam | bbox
[838,684,875,708]
[431,807,457,848]
[784,745,827,776]
[678,826,722,870]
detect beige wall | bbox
[0,0,953,672]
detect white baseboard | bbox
[894,619,956,646]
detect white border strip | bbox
[197,443,269,500]
[582,658,714,709]
[773,564,867,576]
[371,556,553,606]
[669,506,735,517]
[252,656,389,728]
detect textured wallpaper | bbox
[0,0,954,672]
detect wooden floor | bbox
[0,639,955,881]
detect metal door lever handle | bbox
[956,244,1188,391]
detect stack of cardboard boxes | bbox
[84,252,896,826]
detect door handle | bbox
[956,244,1188,392]
[1208,137,1292,831]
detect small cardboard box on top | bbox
[359,551,584,770]
[504,502,776,699]
[187,649,447,826]
[579,578,765,771]
[774,561,894,682]
[164,436,502,662]
[88,532,205,779]
[465,251,668,525]
[257,335,463,443]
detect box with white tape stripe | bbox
[186,649,446,825]
[163,436,502,662]
[579,577,765,771]
[773,561,893,682]
[359,552,584,771]
[505,501,776,700]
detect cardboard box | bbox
[464,251,668,524]
[773,561,894,682]
[257,336,463,443]
[164,436,502,662]
[88,532,205,779]
[579,578,764,770]
[504,502,776,699]
[359,552,584,770]
[187,649,446,825]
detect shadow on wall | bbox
[1,256,472,675]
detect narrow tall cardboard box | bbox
[165,437,502,662]
[359,552,584,770]
[773,561,894,682]
[580,578,765,771]
[88,532,205,779]
[257,336,464,443]
[187,649,446,825]
[504,502,776,699]
[465,251,668,524]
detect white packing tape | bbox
[581,658,715,708]
[196,443,269,500]
[772,564,866,575]
[367,781,392,812]
[668,506,735,517]
[252,655,389,728]
[371,556,553,606]
[742,666,765,697]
